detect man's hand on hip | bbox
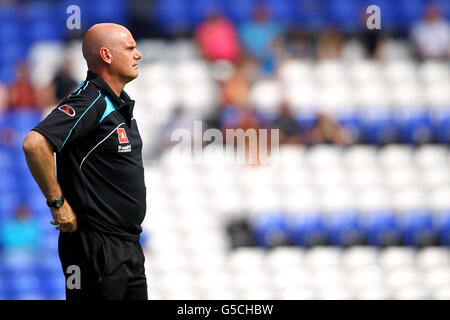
[50,201,77,232]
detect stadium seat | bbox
[414,145,448,169]
[392,284,430,300]
[265,247,304,271]
[189,0,224,26]
[378,247,415,271]
[295,0,328,31]
[327,0,362,32]
[278,59,314,85]
[416,247,450,271]
[355,286,392,300]
[395,0,426,31]
[223,0,256,24]
[249,79,283,119]
[325,209,365,247]
[362,209,401,247]
[310,268,347,293]
[341,246,378,270]
[264,0,296,26]
[154,0,192,36]
[304,246,341,270]
[425,266,450,291]
[286,210,328,247]
[251,210,290,248]
[227,248,266,273]
[431,286,450,300]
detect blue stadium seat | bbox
[398,109,434,144]
[252,211,290,248]
[0,21,21,44]
[327,0,364,32]
[362,110,399,145]
[338,111,364,143]
[87,0,129,25]
[436,210,450,246]
[26,20,63,43]
[287,210,328,247]
[0,2,16,22]
[434,0,450,19]
[0,192,20,221]
[223,0,257,24]
[433,108,450,144]
[189,0,224,27]
[395,0,426,31]
[325,210,365,247]
[0,148,13,172]
[296,111,318,132]
[363,210,402,247]
[28,1,55,23]
[263,0,296,26]
[0,62,16,84]
[295,0,328,31]
[154,0,192,35]
[400,209,438,246]
[0,43,27,66]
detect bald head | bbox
[81,23,142,88]
[82,23,132,70]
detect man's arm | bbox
[23,130,77,232]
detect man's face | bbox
[110,30,143,83]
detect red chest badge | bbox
[117,128,129,144]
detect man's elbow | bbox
[23,131,46,156]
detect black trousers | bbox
[58,228,148,300]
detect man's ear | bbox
[99,47,112,65]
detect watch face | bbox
[55,199,64,208]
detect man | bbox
[22,23,147,300]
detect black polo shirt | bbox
[33,71,146,241]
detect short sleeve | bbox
[33,91,103,152]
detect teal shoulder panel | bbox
[100,96,118,123]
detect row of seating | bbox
[145,245,450,299]
[154,0,450,34]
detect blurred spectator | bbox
[316,27,344,60]
[8,62,38,109]
[238,4,283,73]
[272,101,302,145]
[220,59,254,109]
[195,10,241,63]
[284,28,314,59]
[0,82,9,113]
[410,3,450,59]
[50,57,78,102]
[308,112,351,145]
[0,205,41,253]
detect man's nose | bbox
[136,50,143,60]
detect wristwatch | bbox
[47,195,65,208]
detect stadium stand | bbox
[0,0,449,300]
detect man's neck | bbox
[93,70,125,98]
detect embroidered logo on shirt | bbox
[58,105,76,117]
[118,145,132,153]
[117,128,129,144]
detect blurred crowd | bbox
[159,2,449,152]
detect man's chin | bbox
[123,72,138,84]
